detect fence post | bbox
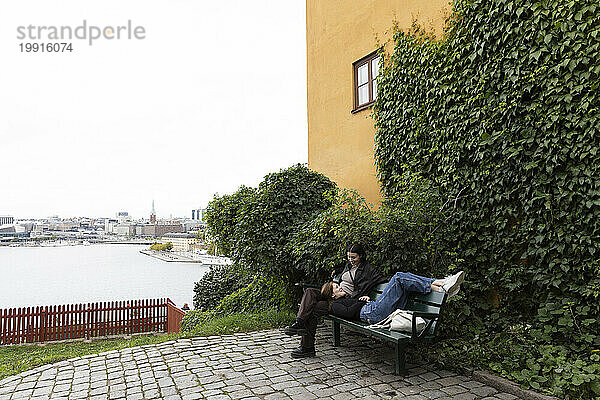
[166,299,186,334]
[85,305,90,340]
[40,307,47,343]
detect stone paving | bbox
[0,326,522,400]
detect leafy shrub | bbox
[204,164,335,285]
[192,263,251,310]
[420,329,600,399]
[150,242,172,251]
[213,273,292,315]
[289,188,377,282]
[204,186,256,257]
[373,0,600,395]
[180,310,213,333]
[290,173,460,280]
[191,260,294,338]
[371,173,457,277]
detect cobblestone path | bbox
[0,328,521,400]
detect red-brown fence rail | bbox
[0,298,185,345]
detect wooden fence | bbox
[0,298,186,345]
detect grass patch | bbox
[0,310,294,381]
[183,309,294,336]
[0,334,177,381]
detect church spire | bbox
[150,200,156,224]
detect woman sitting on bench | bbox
[323,270,464,324]
[284,243,387,358]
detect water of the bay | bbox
[0,244,209,310]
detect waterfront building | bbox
[160,233,199,252]
[104,219,118,234]
[143,224,183,237]
[114,224,134,236]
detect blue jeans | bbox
[359,272,434,324]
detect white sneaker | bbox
[441,271,465,298]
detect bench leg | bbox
[394,343,407,375]
[332,321,340,347]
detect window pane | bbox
[372,80,378,100]
[358,63,368,85]
[371,56,380,78]
[358,84,369,105]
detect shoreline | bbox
[139,249,204,263]
[1,240,154,248]
[140,250,232,266]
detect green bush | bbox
[204,186,256,257]
[291,174,459,280]
[289,188,377,282]
[149,242,172,251]
[193,262,293,313]
[204,164,335,285]
[192,263,251,310]
[214,273,291,315]
[373,0,600,396]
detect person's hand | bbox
[331,270,336,278]
[359,296,370,301]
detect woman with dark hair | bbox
[284,243,387,358]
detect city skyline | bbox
[2,203,201,221]
[1,0,308,220]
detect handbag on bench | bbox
[367,309,426,333]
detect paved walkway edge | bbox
[471,370,560,400]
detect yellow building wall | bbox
[307,0,449,207]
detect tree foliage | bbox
[290,173,457,282]
[204,164,336,284]
[150,242,172,251]
[204,186,256,257]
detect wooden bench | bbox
[300,282,447,375]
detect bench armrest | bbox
[411,312,440,341]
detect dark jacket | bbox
[330,297,365,320]
[333,261,386,299]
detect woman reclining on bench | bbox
[323,270,464,324]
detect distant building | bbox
[160,232,199,251]
[114,224,134,236]
[104,219,118,234]
[116,211,131,224]
[143,224,183,237]
[183,221,204,232]
[0,216,14,226]
[0,218,32,238]
[191,208,205,221]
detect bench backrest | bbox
[369,282,447,337]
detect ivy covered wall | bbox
[374,0,599,395]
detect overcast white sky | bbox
[0,0,308,220]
